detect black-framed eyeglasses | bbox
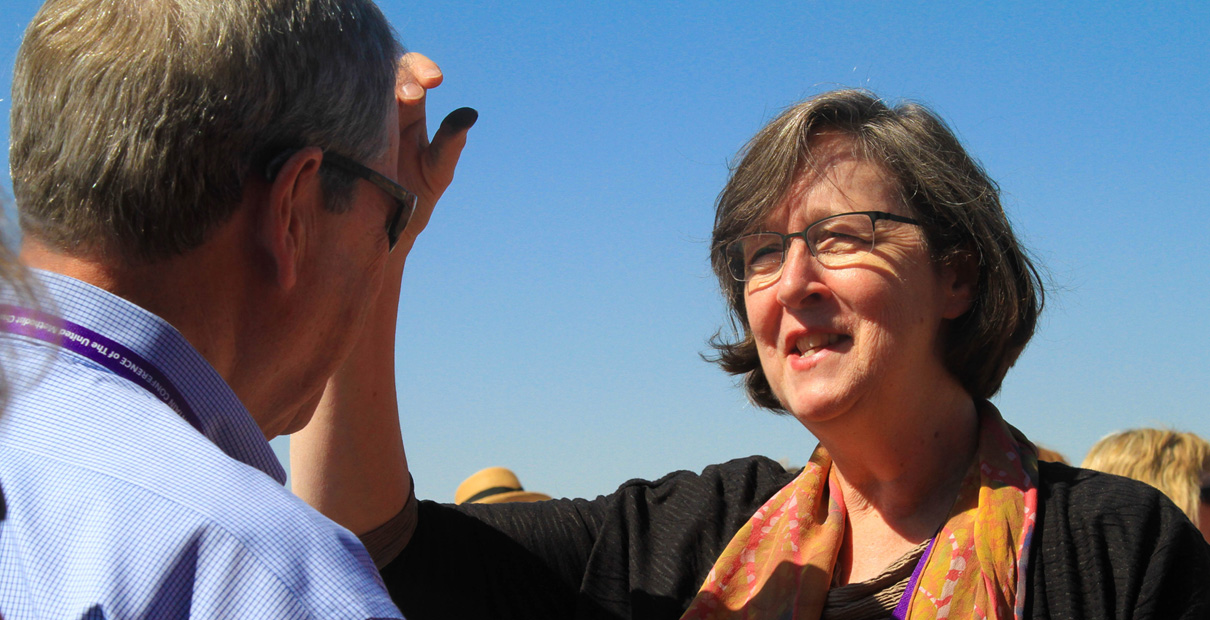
[266,150,417,252]
[723,211,922,283]
[1201,483,1210,504]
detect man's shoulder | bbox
[0,430,399,617]
[0,348,400,617]
[2,340,231,487]
[2,351,329,549]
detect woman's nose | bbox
[775,239,830,308]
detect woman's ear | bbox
[260,147,324,290]
[940,249,978,320]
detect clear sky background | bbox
[2,1,1208,503]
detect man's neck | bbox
[18,236,291,437]
[23,237,237,365]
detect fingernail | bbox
[441,107,478,131]
[401,82,424,100]
[420,67,443,80]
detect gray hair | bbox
[708,89,1043,409]
[11,0,403,260]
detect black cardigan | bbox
[381,457,1210,619]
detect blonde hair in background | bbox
[1081,428,1210,527]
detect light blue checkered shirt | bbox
[0,270,403,619]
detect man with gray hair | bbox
[0,0,473,616]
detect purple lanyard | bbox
[891,534,938,619]
[0,304,202,432]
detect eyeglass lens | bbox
[726,213,879,281]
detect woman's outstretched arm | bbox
[291,52,474,542]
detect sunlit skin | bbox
[272,112,401,436]
[742,134,979,583]
[290,52,473,535]
[744,137,972,438]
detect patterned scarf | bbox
[681,403,1037,620]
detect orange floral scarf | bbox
[681,403,1037,620]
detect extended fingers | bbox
[397,52,443,104]
[395,107,476,245]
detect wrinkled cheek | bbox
[755,339,783,394]
[752,327,786,399]
[855,328,894,376]
[867,297,933,355]
[744,290,787,390]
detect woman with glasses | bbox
[295,89,1210,619]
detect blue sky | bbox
[3,1,1208,503]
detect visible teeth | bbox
[796,333,840,355]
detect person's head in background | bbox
[1081,428,1210,543]
[455,467,551,505]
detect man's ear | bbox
[940,249,979,320]
[260,147,325,290]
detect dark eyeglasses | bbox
[266,150,417,252]
[723,211,922,283]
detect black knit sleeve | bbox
[578,456,798,618]
[381,494,605,619]
[379,456,797,620]
[1027,462,1210,620]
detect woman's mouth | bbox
[795,333,845,357]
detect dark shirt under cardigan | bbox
[380,457,1210,619]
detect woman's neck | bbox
[810,376,978,510]
[816,387,980,584]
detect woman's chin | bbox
[785,396,853,430]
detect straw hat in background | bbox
[455,466,552,504]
